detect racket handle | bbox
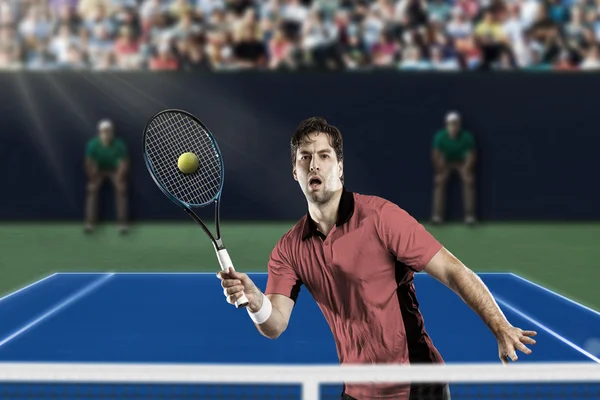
[215,248,250,309]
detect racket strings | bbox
[145,112,223,205]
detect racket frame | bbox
[143,109,249,308]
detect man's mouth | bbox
[308,176,322,189]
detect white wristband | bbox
[247,293,272,325]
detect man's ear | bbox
[293,166,298,181]
[338,161,343,180]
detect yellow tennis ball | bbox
[178,152,199,174]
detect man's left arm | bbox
[116,139,129,180]
[463,150,476,171]
[424,247,537,363]
[462,133,476,171]
[378,203,536,363]
[117,158,129,179]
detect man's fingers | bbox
[227,268,248,281]
[216,269,243,282]
[503,350,518,361]
[522,330,538,337]
[499,344,519,363]
[216,271,231,280]
[217,268,241,278]
[521,336,537,345]
[516,342,532,355]
[223,285,245,296]
[223,268,253,288]
[226,291,245,305]
[220,279,242,289]
[218,268,254,306]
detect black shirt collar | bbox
[302,187,355,240]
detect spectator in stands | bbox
[474,6,510,70]
[430,45,460,69]
[302,9,343,70]
[371,31,400,67]
[581,43,600,69]
[431,111,476,225]
[268,27,297,69]
[0,27,22,70]
[84,119,129,234]
[205,29,234,69]
[1,0,599,71]
[114,25,142,69]
[149,40,179,69]
[233,22,267,68]
[341,34,370,69]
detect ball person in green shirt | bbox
[84,119,129,234]
[432,111,476,225]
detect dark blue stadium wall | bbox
[0,72,597,222]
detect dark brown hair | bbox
[290,117,344,164]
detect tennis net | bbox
[0,362,598,400]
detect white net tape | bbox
[0,362,598,400]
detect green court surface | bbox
[1,222,599,311]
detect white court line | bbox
[54,272,117,276]
[510,273,600,317]
[494,295,600,363]
[416,272,509,275]
[0,273,114,348]
[55,272,269,275]
[0,274,57,304]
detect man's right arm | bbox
[217,239,301,339]
[432,131,446,169]
[85,157,97,177]
[85,140,98,179]
[251,293,295,339]
[462,133,476,171]
[217,267,295,339]
[432,149,445,170]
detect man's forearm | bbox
[447,263,510,335]
[433,154,446,171]
[436,159,446,171]
[117,159,129,178]
[85,161,98,178]
[463,152,475,171]
[251,294,293,340]
[255,305,288,339]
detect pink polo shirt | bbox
[266,189,445,399]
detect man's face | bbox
[99,127,113,145]
[293,132,343,204]
[447,120,460,136]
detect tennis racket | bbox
[143,109,249,309]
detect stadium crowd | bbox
[0,0,599,71]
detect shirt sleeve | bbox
[265,238,302,302]
[378,203,443,272]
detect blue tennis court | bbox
[0,272,598,399]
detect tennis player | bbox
[217,117,537,400]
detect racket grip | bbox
[215,248,250,309]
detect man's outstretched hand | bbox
[495,324,537,363]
